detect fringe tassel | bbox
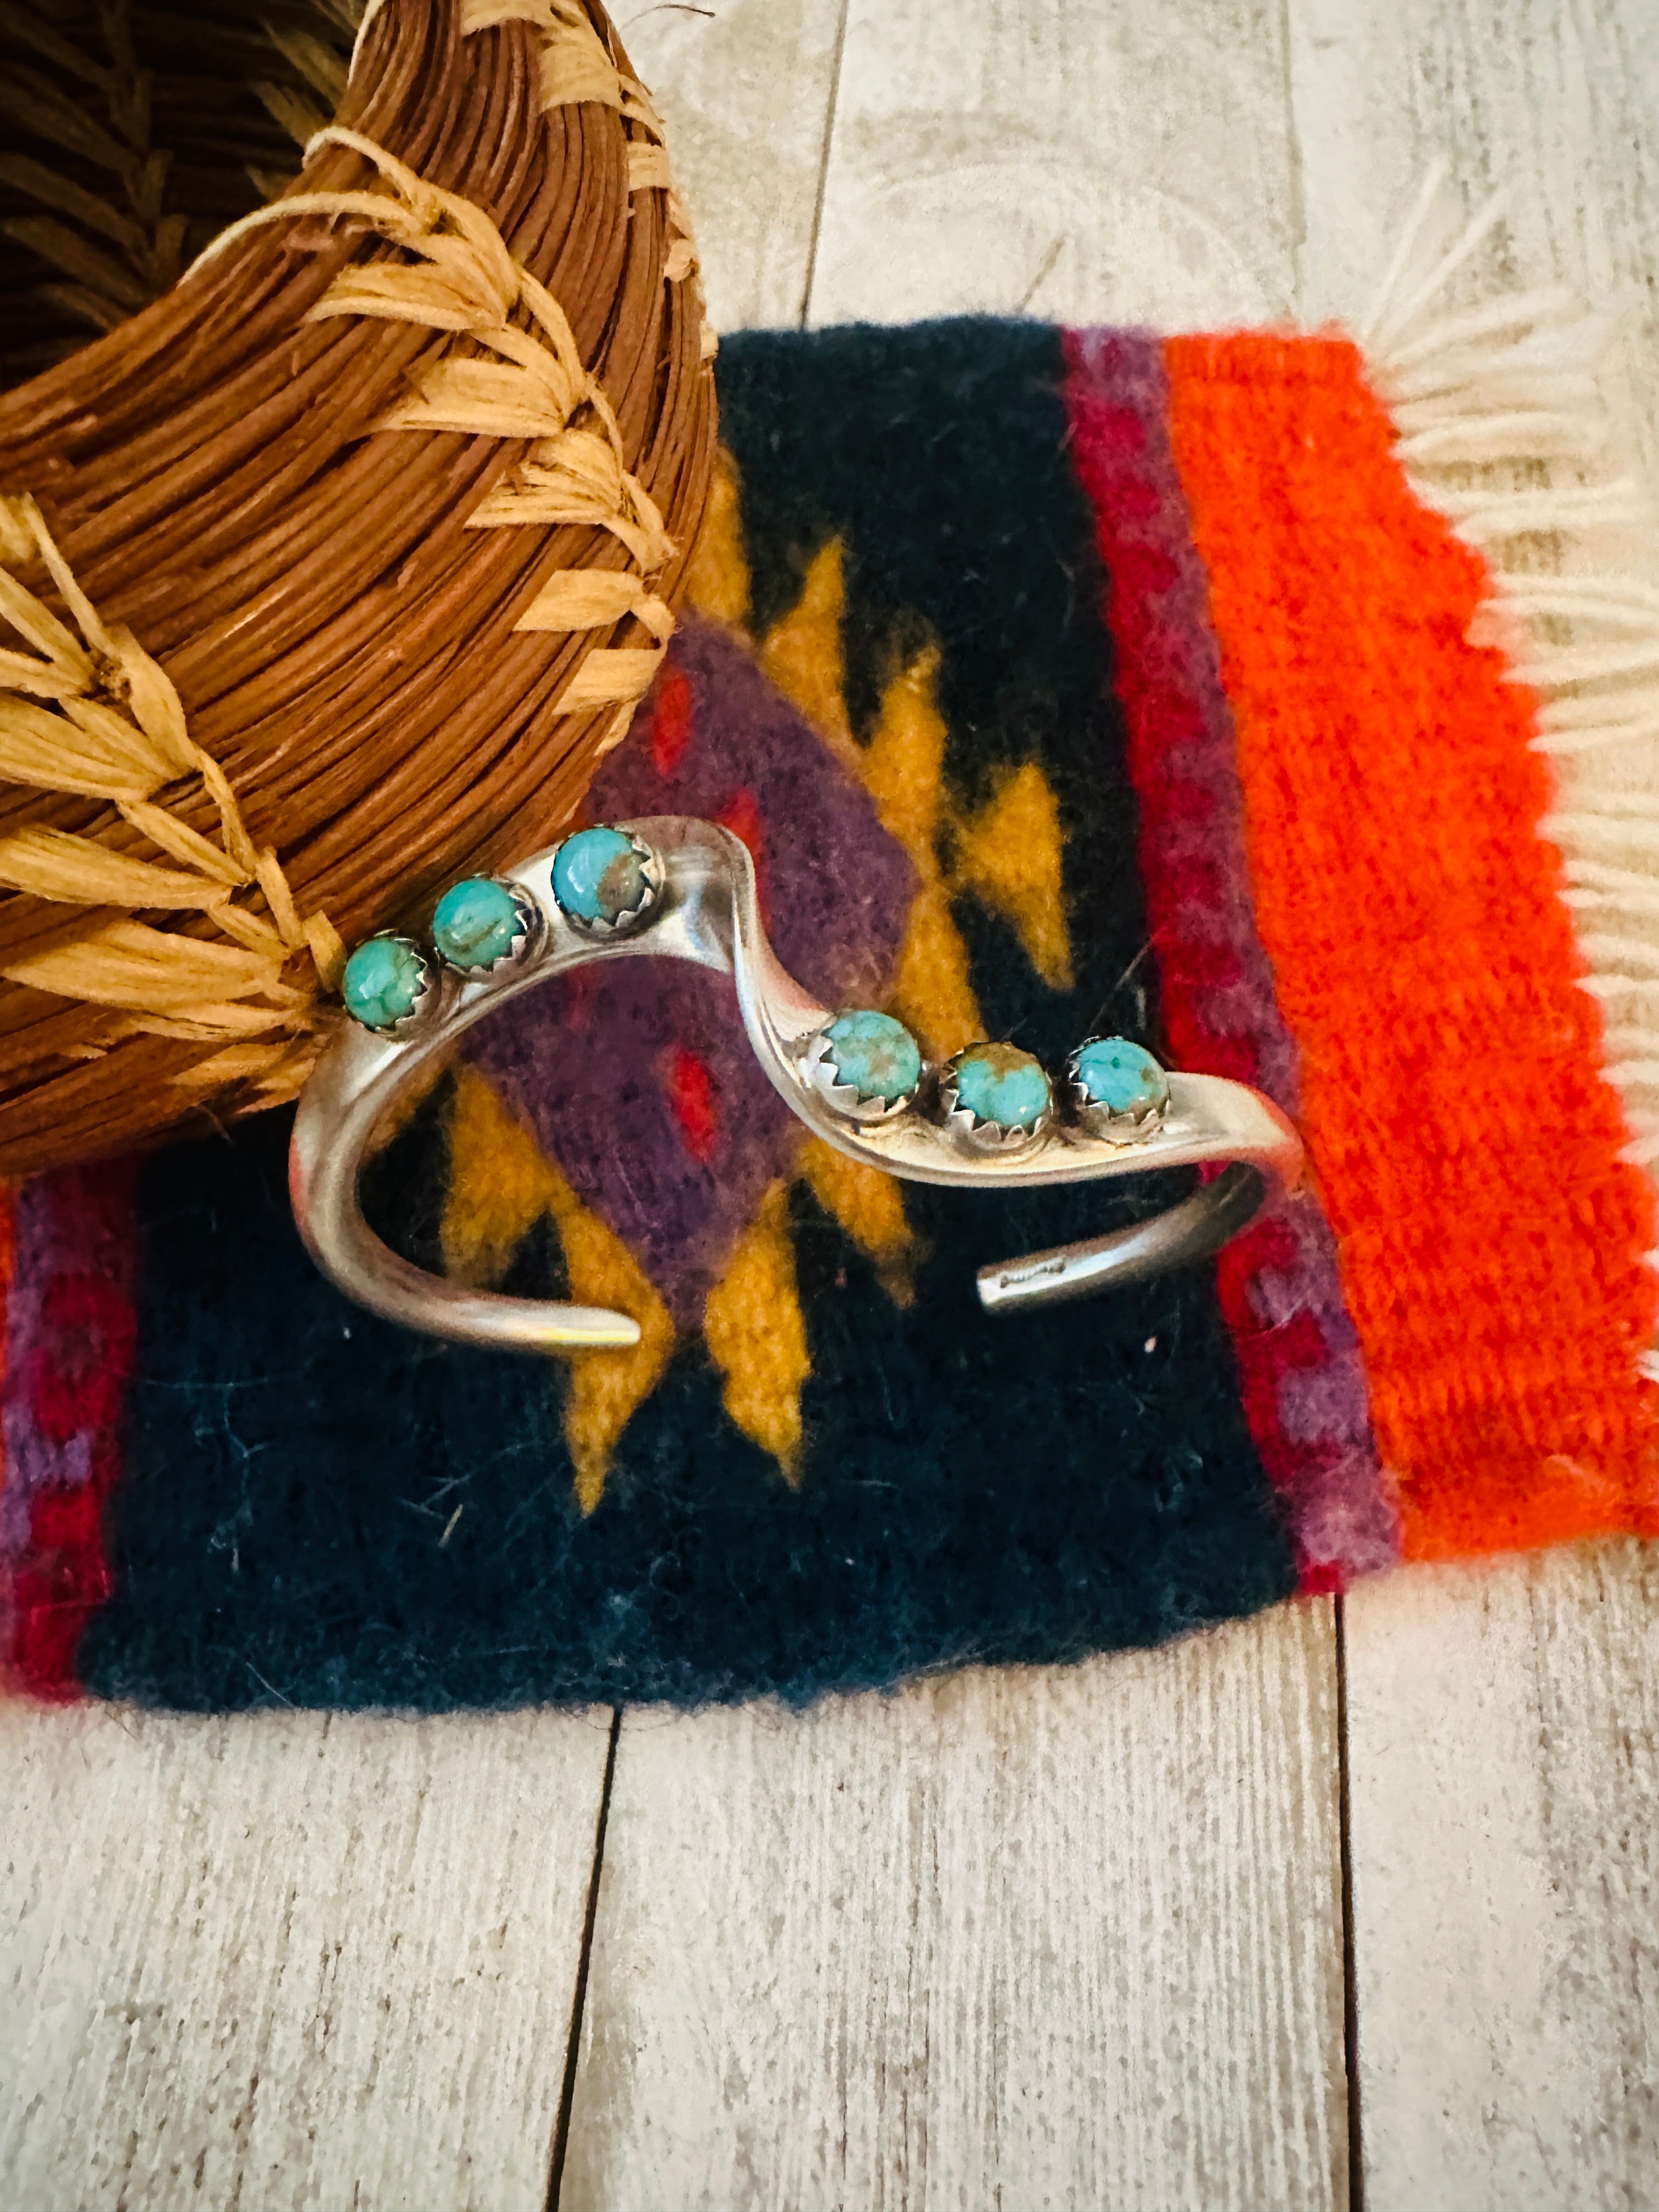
[1363,166,1659,1234]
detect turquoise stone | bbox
[1075,1036,1169,1118]
[433,876,523,972]
[342,934,428,1031]
[952,1042,1052,1130]
[825,1009,922,1102]
[552,825,648,926]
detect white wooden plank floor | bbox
[563,1615,1345,2212]
[1,1702,616,2210]
[4,3,1658,2207]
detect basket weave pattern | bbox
[0,0,715,1173]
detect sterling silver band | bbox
[290,817,1303,1351]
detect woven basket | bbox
[0,0,716,1175]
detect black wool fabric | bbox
[80,1107,1295,1711]
[77,320,1299,1712]
[720,320,1149,1065]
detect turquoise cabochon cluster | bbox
[340,875,528,1039]
[340,826,662,1034]
[819,1008,1168,1137]
[338,826,1169,1140]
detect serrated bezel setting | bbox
[432,877,543,978]
[550,826,665,939]
[341,932,441,1039]
[1066,1035,1171,1147]
[939,1043,1055,1156]
[800,1011,923,1125]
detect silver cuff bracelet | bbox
[289,817,1304,1352]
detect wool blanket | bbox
[5,302,1655,1708]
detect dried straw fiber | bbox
[0,0,716,1173]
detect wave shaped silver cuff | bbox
[290,818,1303,1352]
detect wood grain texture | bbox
[1289,0,1659,441]
[1343,1548,1659,2212]
[623,0,850,334]
[809,0,1302,328]
[0,1700,613,2212]
[564,1615,1347,2212]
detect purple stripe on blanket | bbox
[467,616,913,1323]
[1,1165,138,1559]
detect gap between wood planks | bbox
[547,1703,624,2212]
[547,19,852,2196]
[548,19,853,2199]
[798,0,851,330]
[1335,1594,1364,2212]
